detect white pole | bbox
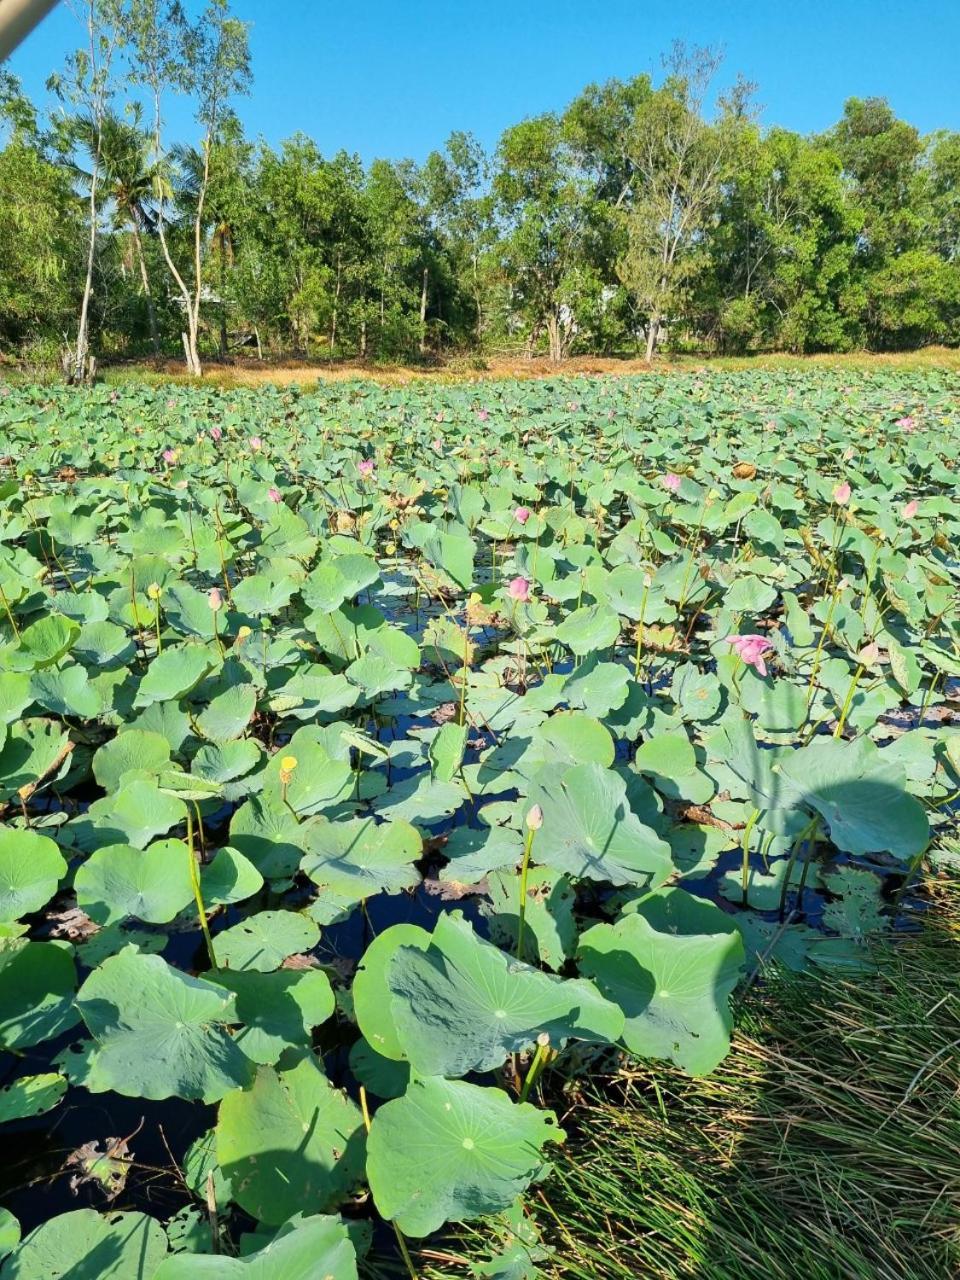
[0,0,60,62]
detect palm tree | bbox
[72,106,163,354]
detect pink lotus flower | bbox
[166,398,176,409]
[208,587,223,612]
[477,409,489,422]
[727,633,773,677]
[507,576,531,603]
[902,499,919,520]
[267,486,282,503]
[249,436,262,452]
[162,449,177,464]
[210,425,222,442]
[435,411,444,422]
[358,458,375,477]
[431,438,443,454]
[514,506,531,525]
[833,481,852,506]
[662,472,682,493]
[896,415,916,432]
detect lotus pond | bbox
[0,368,957,1278]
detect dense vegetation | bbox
[3,3,960,374]
[0,367,956,1277]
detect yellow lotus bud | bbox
[236,625,252,641]
[384,541,397,556]
[146,582,161,600]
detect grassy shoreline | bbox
[425,887,960,1280]
[4,346,960,391]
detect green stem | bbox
[186,808,217,969]
[778,817,819,921]
[0,584,20,639]
[359,1087,419,1280]
[516,826,537,964]
[834,664,864,738]
[519,1037,551,1104]
[740,807,760,907]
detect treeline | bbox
[2,3,959,376]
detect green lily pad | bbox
[366,1077,564,1237]
[214,910,320,973]
[217,1056,366,1225]
[0,828,65,922]
[0,1209,167,1279]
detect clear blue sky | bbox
[8,0,960,161]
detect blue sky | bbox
[8,0,960,161]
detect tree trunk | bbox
[418,266,428,355]
[546,312,565,364]
[329,252,341,353]
[130,212,159,357]
[645,312,661,363]
[73,165,99,384]
[360,316,367,360]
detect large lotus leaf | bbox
[671,664,722,723]
[775,736,929,860]
[0,940,79,1050]
[300,817,421,914]
[483,867,576,971]
[578,888,745,1075]
[421,529,475,591]
[68,779,188,852]
[0,719,71,804]
[517,712,614,776]
[0,674,31,725]
[303,555,380,611]
[216,1056,366,1225]
[0,1071,67,1123]
[0,1209,167,1280]
[526,762,673,887]
[555,605,620,656]
[74,840,194,925]
[0,1208,18,1261]
[29,665,100,719]
[352,923,432,1061]
[229,795,306,880]
[439,824,523,885]
[271,669,358,719]
[153,1215,358,1280]
[261,739,354,818]
[366,1077,564,1237]
[214,910,320,973]
[192,740,262,785]
[135,644,218,706]
[207,967,334,1064]
[388,913,624,1076]
[75,946,254,1101]
[230,572,297,617]
[371,771,467,825]
[92,729,172,793]
[200,846,264,908]
[5,614,79,672]
[196,685,257,742]
[428,721,468,781]
[0,828,65,922]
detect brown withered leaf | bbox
[732,461,757,480]
[422,876,487,901]
[280,952,320,971]
[45,905,99,943]
[66,1134,134,1199]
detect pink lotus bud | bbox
[833,481,852,506]
[514,506,531,525]
[267,486,282,503]
[249,436,262,452]
[525,803,543,831]
[507,576,531,603]
[901,499,919,520]
[210,425,222,442]
[662,472,682,493]
[477,409,489,422]
[208,587,223,611]
[358,458,375,477]
[162,448,177,464]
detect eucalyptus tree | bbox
[616,43,754,361]
[49,0,126,382]
[123,0,250,375]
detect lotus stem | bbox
[740,807,760,906]
[516,806,542,963]
[519,1034,551,1103]
[360,1086,419,1280]
[186,807,217,969]
[778,816,819,921]
[0,583,20,639]
[834,664,864,738]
